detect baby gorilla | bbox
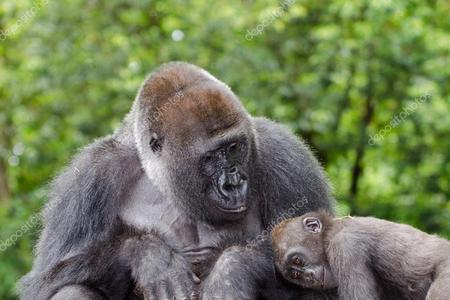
[272,211,450,300]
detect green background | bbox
[0,0,449,298]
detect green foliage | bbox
[0,0,449,298]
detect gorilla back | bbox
[20,62,335,300]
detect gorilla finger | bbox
[172,272,198,299]
[190,291,200,300]
[144,286,158,300]
[191,273,201,284]
[156,281,172,300]
[202,289,225,300]
[173,283,191,300]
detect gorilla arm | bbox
[19,137,142,300]
[202,245,274,300]
[122,233,201,300]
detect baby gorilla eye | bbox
[291,270,301,279]
[292,255,305,267]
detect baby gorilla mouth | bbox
[216,166,248,213]
[290,266,324,289]
[287,254,324,289]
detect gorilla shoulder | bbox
[39,136,142,255]
[252,117,333,222]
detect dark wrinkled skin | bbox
[19,62,335,300]
[272,211,450,300]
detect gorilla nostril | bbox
[226,168,241,186]
[229,166,238,174]
[223,183,234,191]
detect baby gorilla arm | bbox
[123,234,200,300]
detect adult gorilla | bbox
[20,62,335,300]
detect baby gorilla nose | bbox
[303,269,316,280]
[291,268,317,285]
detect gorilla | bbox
[272,211,450,300]
[20,62,335,300]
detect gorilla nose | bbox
[229,166,238,174]
[218,168,248,199]
[228,168,241,186]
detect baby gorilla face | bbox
[271,213,338,290]
[280,247,332,289]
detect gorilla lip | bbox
[217,205,248,213]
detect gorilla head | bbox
[132,62,256,223]
[271,211,338,290]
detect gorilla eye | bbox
[149,134,162,153]
[227,142,239,155]
[303,217,322,233]
[204,152,214,162]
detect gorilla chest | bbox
[120,175,262,275]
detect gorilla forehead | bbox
[137,62,250,146]
[161,83,248,144]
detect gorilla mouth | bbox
[217,203,248,213]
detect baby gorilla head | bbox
[271,211,338,290]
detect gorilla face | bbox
[134,63,256,222]
[164,99,255,223]
[199,133,250,214]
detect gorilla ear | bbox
[149,133,162,153]
[303,217,322,234]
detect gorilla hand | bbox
[201,246,272,300]
[139,259,200,300]
[123,234,200,300]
